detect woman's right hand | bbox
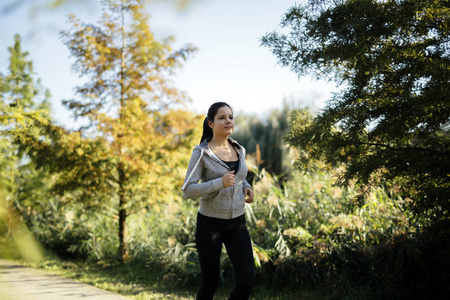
[222,171,235,188]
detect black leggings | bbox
[196,212,254,300]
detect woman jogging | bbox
[182,102,255,300]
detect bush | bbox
[25,198,93,260]
[243,165,410,291]
[10,152,447,298]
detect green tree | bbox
[0,34,51,153]
[262,0,450,224]
[0,33,51,202]
[233,103,292,179]
[20,0,199,262]
[0,34,52,262]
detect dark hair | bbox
[200,102,233,144]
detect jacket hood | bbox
[196,137,243,154]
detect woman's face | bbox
[209,106,234,137]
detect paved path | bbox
[0,259,130,299]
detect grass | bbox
[6,223,449,300]
[34,254,194,299]
[17,252,332,300]
[4,166,438,299]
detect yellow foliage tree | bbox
[21,0,200,262]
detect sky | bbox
[0,0,338,129]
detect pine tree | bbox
[0,34,52,262]
[0,34,51,153]
[0,33,51,199]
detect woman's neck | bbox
[209,136,229,148]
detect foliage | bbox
[0,34,51,153]
[2,1,448,297]
[232,102,292,179]
[261,0,450,225]
[0,34,51,263]
[20,159,447,299]
[0,33,51,198]
[246,163,407,262]
[103,152,413,296]
[243,164,448,299]
[23,197,94,259]
[15,0,201,262]
[31,252,331,299]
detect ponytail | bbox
[200,117,213,144]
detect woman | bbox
[182,102,255,300]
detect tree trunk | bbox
[117,162,128,263]
[117,0,128,264]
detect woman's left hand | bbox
[244,187,254,203]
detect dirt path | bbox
[0,259,130,299]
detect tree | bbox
[0,34,52,262]
[0,34,51,203]
[233,102,292,179]
[20,0,199,262]
[0,34,51,153]
[262,0,450,224]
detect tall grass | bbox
[242,166,408,292]
[112,163,411,295]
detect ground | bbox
[0,259,130,299]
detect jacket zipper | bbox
[206,148,241,219]
[229,184,234,219]
[229,150,243,219]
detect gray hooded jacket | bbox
[181,138,252,219]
